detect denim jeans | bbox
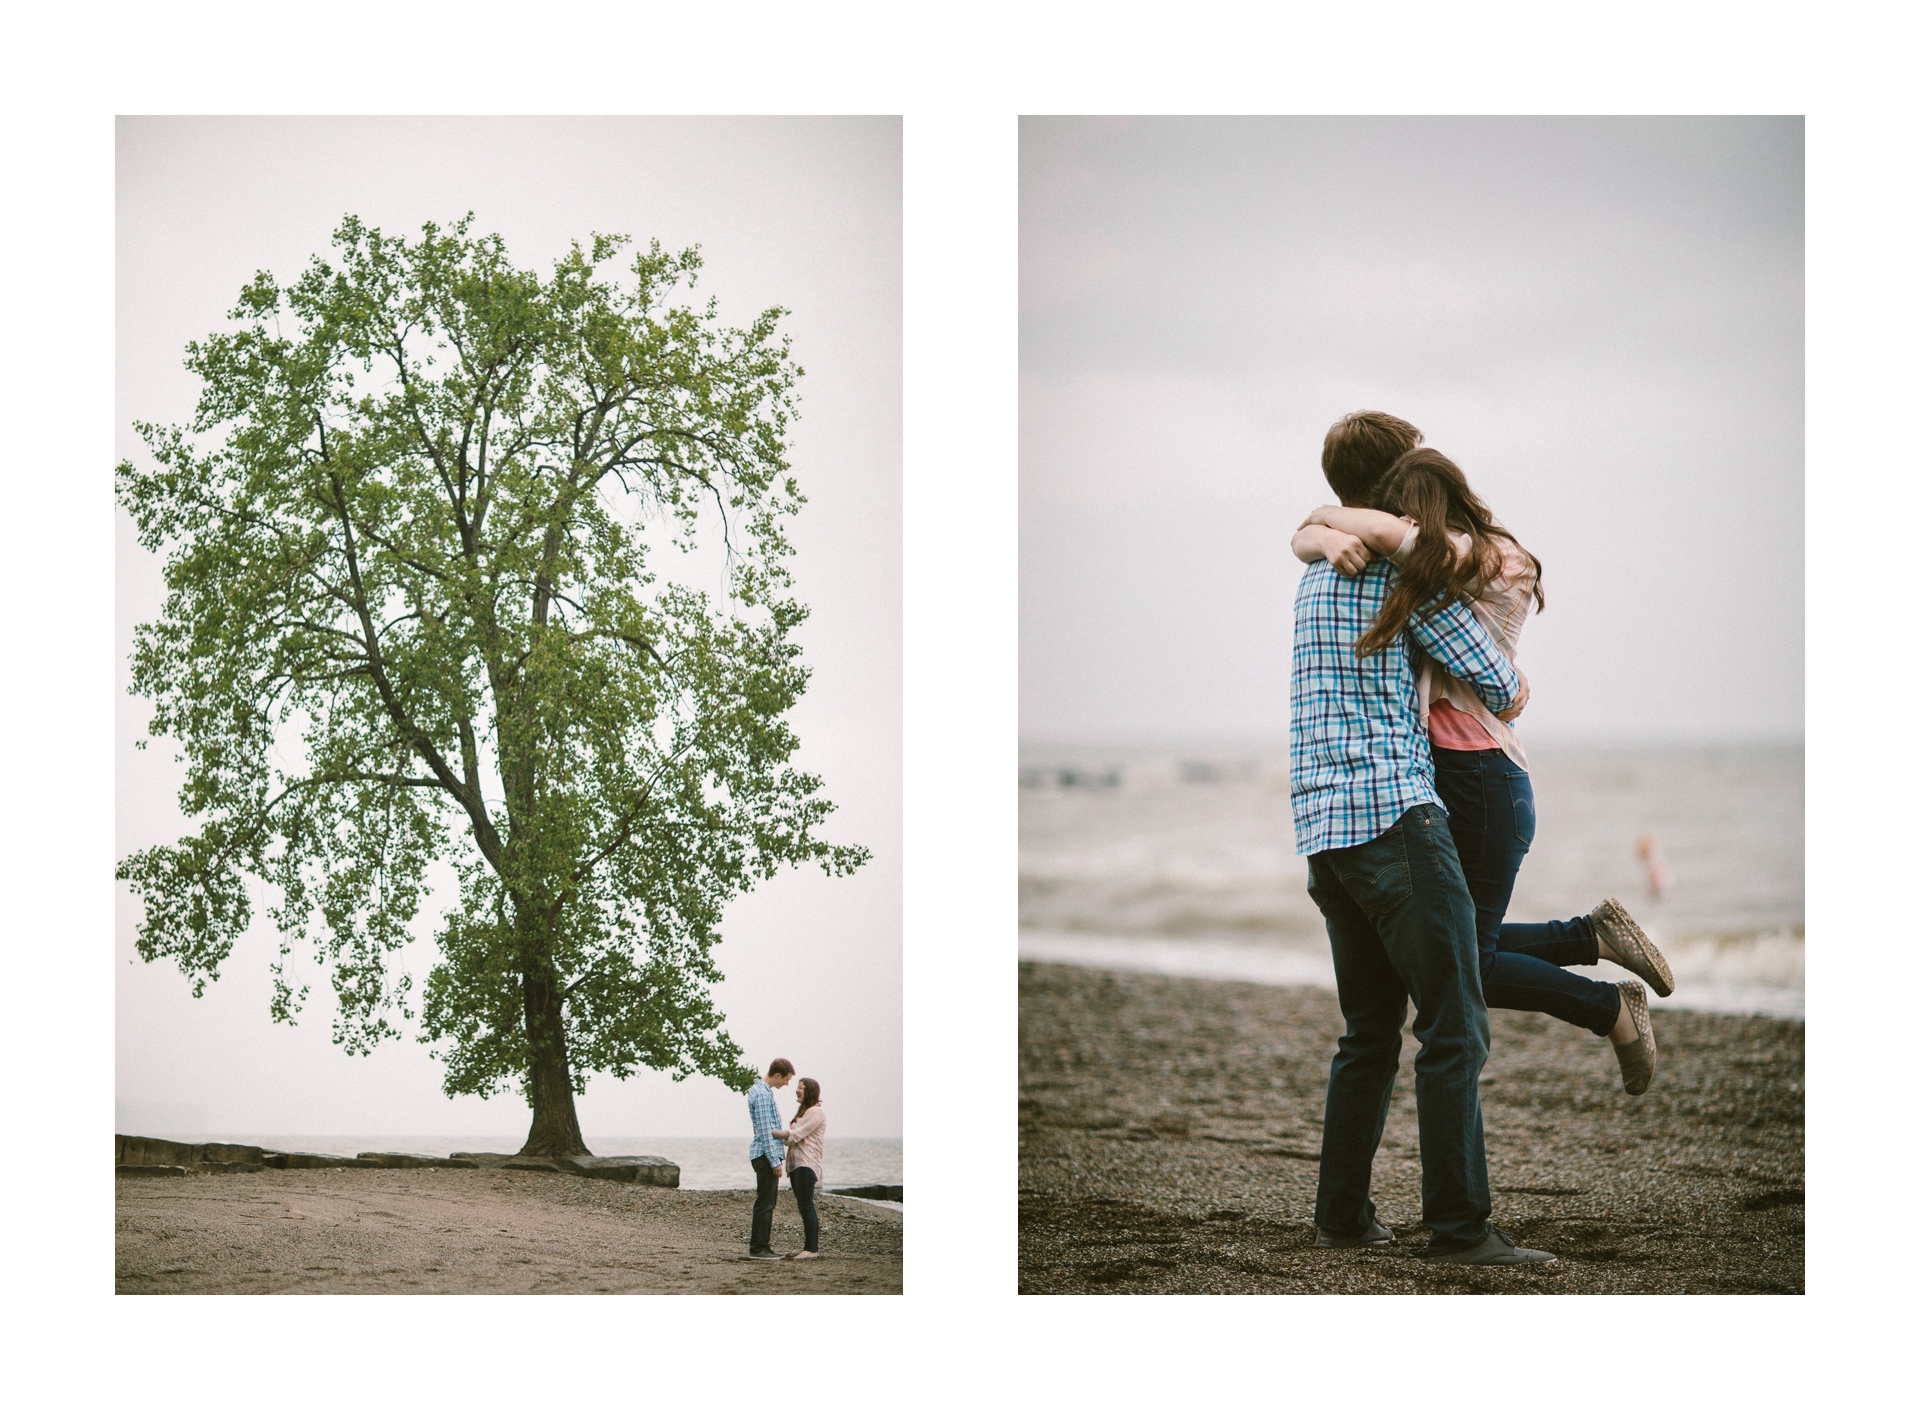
[790,1166,820,1252]
[1431,746,1622,1037]
[749,1155,780,1251]
[1308,803,1491,1253]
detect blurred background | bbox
[1020,117,1802,1017]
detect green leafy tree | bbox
[116,215,867,1156]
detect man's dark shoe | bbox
[746,1248,784,1260]
[1424,1223,1556,1265]
[1315,1215,1396,1249]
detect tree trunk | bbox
[517,961,591,1158]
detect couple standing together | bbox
[1289,411,1677,1267]
[745,1058,827,1261]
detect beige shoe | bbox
[1591,898,1674,997]
[788,1250,822,1260]
[1611,980,1657,1096]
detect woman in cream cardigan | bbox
[774,1077,825,1259]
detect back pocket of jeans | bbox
[1506,772,1537,848]
[1333,822,1414,916]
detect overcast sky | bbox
[1021,116,1803,744]
[116,117,901,1140]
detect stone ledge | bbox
[116,1135,269,1173]
[114,1135,677,1187]
[262,1152,378,1169]
[825,1184,904,1202]
[565,1155,680,1186]
[451,1151,680,1187]
[355,1152,479,1169]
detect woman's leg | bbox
[1492,914,1600,970]
[1431,747,1621,1038]
[792,1167,820,1252]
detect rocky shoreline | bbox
[114,1134,900,1201]
[1019,961,1803,1294]
[114,1135,680,1184]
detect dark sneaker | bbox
[1591,897,1675,997]
[1425,1223,1557,1265]
[1612,979,1658,1095]
[746,1248,784,1260]
[1315,1216,1396,1249]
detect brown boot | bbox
[1591,898,1675,997]
[1611,980,1658,1096]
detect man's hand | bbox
[1494,667,1530,722]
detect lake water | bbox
[1019,743,1803,1019]
[128,1134,904,1193]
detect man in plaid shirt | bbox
[746,1057,794,1259]
[1292,412,1555,1266]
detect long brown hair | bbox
[1354,448,1544,659]
[793,1077,821,1120]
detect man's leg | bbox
[749,1156,779,1251]
[1323,805,1492,1254]
[1310,851,1409,1238]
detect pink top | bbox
[1391,521,1535,770]
[783,1104,825,1180]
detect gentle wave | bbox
[1019,929,1804,1020]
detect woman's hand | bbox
[772,1129,790,1141]
[1292,523,1373,575]
[1325,530,1371,577]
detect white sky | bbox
[115,117,901,1140]
[1021,117,1804,745]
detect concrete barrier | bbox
[262,1152,378,1169]
[115,1135,267,1173]
[564,1155,680,1187]
[452,1151,680,1186]
[825,1184,904,1202]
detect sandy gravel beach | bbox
[1020,962,1802,1294]
[117,1167,902,1294]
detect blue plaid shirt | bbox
[1289,558,1522,855]
[746,1078,786,1165]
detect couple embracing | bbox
[1289,411,1676,1267]
[745,1058,828,1261]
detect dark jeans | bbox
[1308,803,1491,1254]
[1431,746,1622,1037]
[749,1155,780,1251]
[790,1166,820,1252]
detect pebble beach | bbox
[116,1166,902,1294]
[1019,962,1803,1294]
